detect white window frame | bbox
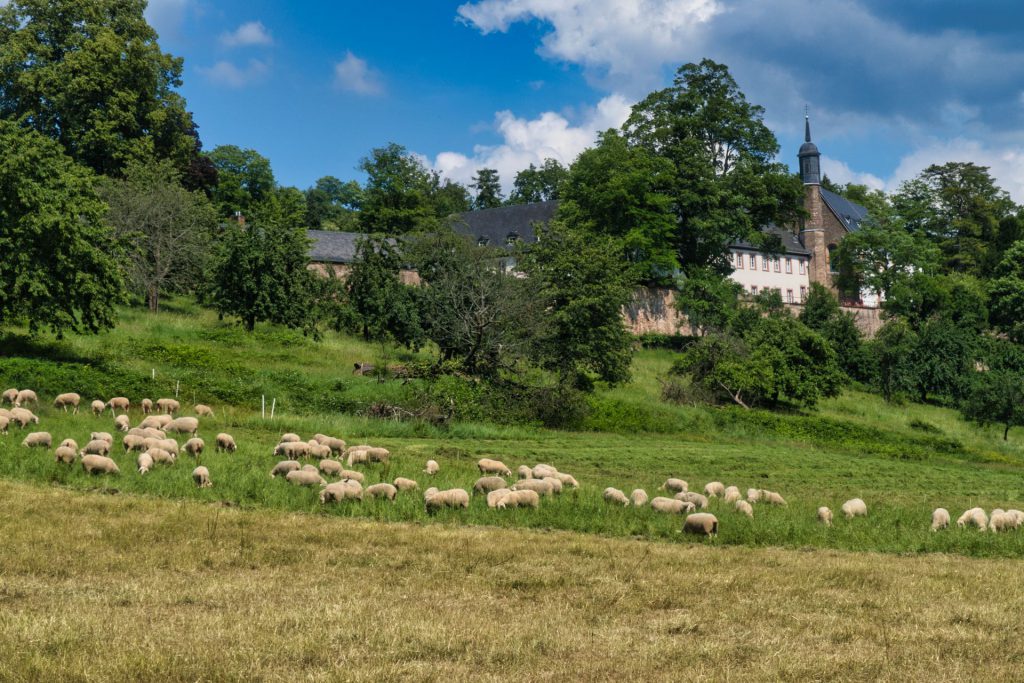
[799,260,806,275]
[785,258,792,274]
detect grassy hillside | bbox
[2,301,1024,558]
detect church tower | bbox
[798,115,832,290]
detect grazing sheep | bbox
[477,458,512,477]
[931,508,950,531]
[0,416,8,434]
[957,507,989,532]
[0,408,10,420]
[841,498,867,519]
[650,497,695,515]
[553,472,579,488]
[517,465,533,480]
[137,451,154,474]
[2,388,18,404]
[91,432,114,445]
[312,434,346,455]
[285,469,326,487]
[320,480,363,504]
[989,510,1013,533]
[301,464,319,472]
[53,392,81,413]
[155,398,179,415]
[318,459,344,477]
[280,433,301,443]
[630,489,649,507]
[184,438,204,457]
[366,483,398,501]
[81,454,119,475]
[603,487,630,506]
[194,404,214,418]
[424,459,440,475]
[761,491,788,506]
[473,476,509,494]
[1005,509,1024,529]
[340,469,365,483]
[735,500,754,518]
[817,507,833,527]
[21,432,51,448]
[114,415,130,432]
[14,389,38,407]
[142,427,166,439]
[54,446,77,464]
[166,417,199,436]
[192,466,213,488]
[487,488,511,508]
[543,476,564,494]
[146,448,175,465]
[138,416,168,430]
[660,478,688,493]
[270,460,302,478]
[59,438,78,450]
[156,438,179,456]
[512,479,554,496]
[424,488,470,512]
[532,464,558,479]
[704,481,725,498]
[79,439,111,456]
[307,441,332,460]
[393,477,418,491]
[723,486,742,504]
[275,441,310,459]
[496,489,540,509]
[214,433,237,453]
[683,513,719,536]
[141,398,153,414]
[747,488,762,503]
[674,491,709,509]
[364,447,390,463]
[107,397,130,413]
[10,408,39,427]
[122,435,146,452]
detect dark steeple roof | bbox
[798,114,821,185]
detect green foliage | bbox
[0,121,125,334]
[206,145,276,218]
[304,176,362,230]
[508,158,567,204]
[962,369,1024,441]
[868,319,920,402]
[884,272,989,332]
[799,283,866,379]
[911,317,977,403]
[469,168,503,210]
[987,240,1024,342]
[675,267,743,335]
[0,0,197,177]
[347,235,423,348]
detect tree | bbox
[799,283,865,379]
[470,168,503,210]
[0,121,124,334]
[508,159,568,204]
[207,191,315,332]
[910,317,977,403]
[520,223,636,389]
[359,143,445,234]
[962,340,1024,440]
[0,0,197,177]
[305,176,362,230]
[987,240,1024,342]
[99,158,217,311]
[674,268,742,336]
[622,59,805,276]
[346,235,422,348]
[869,319,920,402]
[207,145,276,218]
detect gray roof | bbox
[820,188,869,232]
[731,224,810,256]
[450,201,558,247]
[308,230,368,264]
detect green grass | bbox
[2,299,1024,558]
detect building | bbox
[307,229,419,284]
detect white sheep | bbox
[276,441,310,459]
[21,431,52,448]
[424,488,470,512]
[54,446,77,464]
[366,483,398,501]
[156,438,179,455]
[517,465,533,480]
[312,434,346,455]
[659,478,688,493]
[146,448,175,465]
[473,476,509,494]
[59,438,78,451]
[365,447,390,463]
[532,464,558,479]
[747,488,762,503]
[10,408,39,427]
[487,488,511,508]
[184,438,204,457]
[280,433,301,443]
[194,404,214,418]
[318,459,344,477]
[319,480,362,503]
[674,491,709,509]
[307,441,332,460]
[166,416,199,436]
[512,479,554,496]
[0,416,8,435]
[496,489,540,509]
[704,481,725,498]
[114,415,130,432]
[542,476,563,495]
[735,500,754,518]
[1,388,18,405]
[270,460,301,478]
[122,435,146,452]
[81,454,119,475]
[723,486,741,504]
[79,439,111,456]
[930,508,950,531]
[423,459,440,475]
[393,477,418,491]
[817,506,833,527]
[761,491,787,506]
[477,458,512,477]
[155,398,179,414]
[285,469,326,487]
[138,416,168,430]
[91,432,114,445]
[841,498,867,519]
[553,472,579,488]
[683,513,719,536]
[337,469,364,483]
[650,497,695,514]
[603,487,630,506]
[107,396,130,412]
[14,389,38,407]
[137,451,154,474]
[215,433,237,453]
[630,489,649,507]
[53,392,81,413]
[1005,509,1024,529]
[141,398,153,414]
[346,448,369,466]
[956,507,988,532]
[989,509,1013,533]
[192,466,213,488]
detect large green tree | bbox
[987,240,1024,342]
[508,158,568,204]
[798,283,865,379]
[304,176,362,230]
[0,121,125,334]
[0,0,197,177]
[207,145,276,218]
[346,235,422,348]
[470,168,503,210]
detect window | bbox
[786,289,794,303]
[799,260,806,275]
[762,256,769,271]
[827,244,838,273]
[774,259,781,273]
[506,232,520,246]
[785,258,792,274]
[751,286,758,295]
[735,252,743,269]
[749,254,756,269]
[477,237,489,247]
[800,286,807,302]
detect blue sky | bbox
[146,0,1024,200]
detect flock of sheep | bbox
[3,388,1024,537]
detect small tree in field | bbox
[347,235,422,348]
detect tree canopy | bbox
[508,159,567,204]
[207,145,276,219]
[305,176,362,230]
[470,168,503,210]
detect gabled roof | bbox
[730,224,811,256]
[820,188,869,232]
[450,200,558,247]
[308,230,369,264]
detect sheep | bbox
[0,408,12,419]
[130,426,165,439]
[366,483,398,501]
[137,451,154,474]
[346,449,369,466]
[114,415,130,432]
[424,459,440,475]
[761,491,788,506]
[141,398,153,415]
[817,507,833,527]
[660,478,688,493]
[10,408,39,427]
[79,439,111,456]
[0,416,8,435]
[122,434,146,452]
[989,509,1014,533]
[54,446,77,464]
[1,388,17,404]
[542,476,564,495]
[517,465,533,480]
[424,488,470,512]
[146,448,175,465]
[512,479,554,496]
[747,488,762,503]
[14,389,38,407]
[630,489,649,507]
[532,464,558,479]
[285,469,326,487]
[21,431,52,448]
[312,434,346,455]
[704,481,725,498]
[930,508,950,531]
[723,486,742,504]
[365,447,390,463]
[473,476,509,494]
[674,491,709,509]
[59,438,78,451]
[156,438,179,455]
[192,466,213,488]
[53,392,81,413]
[393,477,418,491]
[496,489,540,509]
[956,507,988,532]
[307,441,332,460]
[320,480,363,504]
[275,441,310,459]
[735,500,754,518]
[214,432,235,454]
[603,487,630,506]
[81,454,119,475]
[91,432,114,445]
[301,464,319,472]
[279,433,301,443]
[487,488,512,508]
[650,497,695,515]
[194,404,214,418]
[166,417,199,436]
[184,438,204,457]
[553,472,579,488]
[683,513,719,536]
[318,459,344,477]
[477,458,512,477]
[340,469,365,483]
[1005,510,1024,529]
[107,397,130,413]
[155,398,179,415]
[841,498,867,519]
[139,416,168,430]
[270,460,301,478]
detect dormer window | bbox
[505,232,519,246]
[477,237,489,247]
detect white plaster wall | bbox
[728,250,811,303]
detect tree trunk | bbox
[245,315,256,332]
[148,286,159,312]
[1004,423,1011,441]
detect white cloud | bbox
[197,59,269,88]
[886,139,1024,202]
[220,21,273,48]
[333,52,384,96]
[820,156,885,191]
[144,0,192,37]
[428,94,632,191]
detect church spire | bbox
[805,111,812,143]
[798,110,821,185]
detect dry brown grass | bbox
[1,481,1023,682]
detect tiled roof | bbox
[820,188,869,232]
[449,201,558,247]
[308,230,379,264]
[730,224,811,256]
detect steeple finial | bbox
[804,106,811,142]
